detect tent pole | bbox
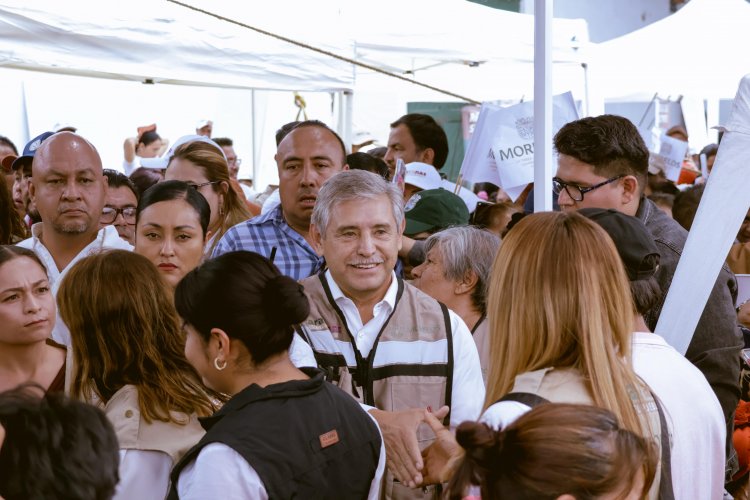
[533,0,553,212]
[344,90,353,153]
[251,89,258,186]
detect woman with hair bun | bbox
[169,251,385,500]
[447,403,657,500]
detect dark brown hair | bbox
[175,251,310,365]
[0,174,28,243]
[390,113,449,168]
[0,245,45,272]
[554,115,650,193]
[59,250,218,423]
[448,403,657,500]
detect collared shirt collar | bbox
[324,269,398,315]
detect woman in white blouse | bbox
[169,250,385,499]
[58,250,219,500]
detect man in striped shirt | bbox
[212,121,348,279]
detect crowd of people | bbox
[0,111,743,500]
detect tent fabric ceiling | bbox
[0,0,590,100]
[0,0,355,91]
[594,0,750,101]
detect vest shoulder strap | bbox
[650,390,675,500]
[439,302,453,426]
[494,392,550,408]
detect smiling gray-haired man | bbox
[297,169,484,498]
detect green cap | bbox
[404,188,470,236]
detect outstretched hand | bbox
[421,407,463,485]
[369,406,450,488]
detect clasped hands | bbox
[369,406,463,488]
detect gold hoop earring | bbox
[214,357,227,371]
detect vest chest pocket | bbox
[388,380,446,447]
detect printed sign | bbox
[391,158,406,193]
[641,127,689,182]
[459,92,579,202]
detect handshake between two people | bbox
[368,405,464,489]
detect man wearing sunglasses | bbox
[553,115,741,480]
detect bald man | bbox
[19,132,131,345]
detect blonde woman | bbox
[423,211,665,498]
[164,140,251,255]
[58,250,219,500]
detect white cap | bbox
[352,130,377,147]
[140,134,225,170]
[195,119,213,130]
[404,162,441,191]
[53,122,77,133]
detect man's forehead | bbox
[388,125,412,144]
[329,197,396,226]
[34,158,100,174]
[556,154,599,179]
[278,129,342,160]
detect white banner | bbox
[460,92,578,202]
[655,74,750,354]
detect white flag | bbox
[460,92,578,202]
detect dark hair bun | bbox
[262,275,310,326]
[456,421,504,468]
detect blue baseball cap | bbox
[1,131,56,173]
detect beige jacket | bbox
[103,384,205,464]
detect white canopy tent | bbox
[592,0,750,102]
[0,0,353,91]
[0,0,590,188]
[0,0,357,189]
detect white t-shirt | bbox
[480,333,727,500]
[114,450,172,500]
[177,406,386,499]
[631,332,725,500]
[123,155,142,176]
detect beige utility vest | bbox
[300,275,453,499]
[103,384,205,464]
[508,367,664,500]
[300,274,453,412]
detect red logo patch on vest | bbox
[319,429,339,448]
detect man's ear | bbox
[310,223,324,255]
[395,218,406,252]
[621,175,639,205]
[419,148,435,165]
[342,163,350,171]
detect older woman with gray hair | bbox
[411,226,500,382]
